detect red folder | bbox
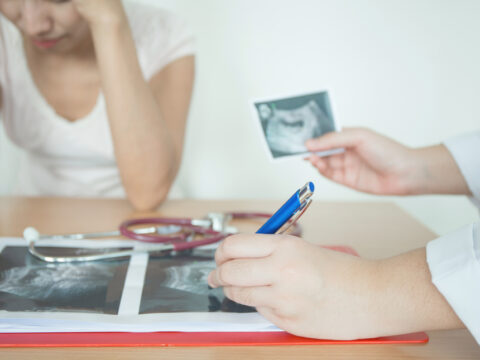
[0,331,428,347]
[0,246,429,347]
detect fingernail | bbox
[207,272,217,288]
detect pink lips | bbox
[32,37,61,49]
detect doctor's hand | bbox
[207,234,381,340]
[305,128,470,196]
[208,234,464,340]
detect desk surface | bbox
[0,197,478,359]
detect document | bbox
[0,237,280,333]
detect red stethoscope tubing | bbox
[119,212,302,251]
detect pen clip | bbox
[276,198,312,235]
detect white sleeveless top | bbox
[0,2,194,198]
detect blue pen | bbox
[256,182,315,234]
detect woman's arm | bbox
[74,0,194,210]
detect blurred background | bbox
[1,0,479,235]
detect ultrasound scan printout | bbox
[0,238,268,333]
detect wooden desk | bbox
[0,197,479,359]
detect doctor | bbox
[208,128,480,344]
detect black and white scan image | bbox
[254,91,337,159]
[0,246,128,314]
[140,248,254,314]
[0,244,252,317]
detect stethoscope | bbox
[24,212,302,263]
[24,182,314,263]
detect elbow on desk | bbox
[126,182,171,212]
[127,187,169,212]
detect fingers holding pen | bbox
[208,257,275,288]
[211,234,304,286]
[214,233,278,266]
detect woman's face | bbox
[0,0,90,53]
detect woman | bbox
[0,0,195,210]
[208,128,480,344]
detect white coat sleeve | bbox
[426,132,480,345]
[426,223,480,344]
[444,132,480,205]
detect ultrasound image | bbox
[140,248,255,314]
[0,246,128,314]
[0,245,253,316]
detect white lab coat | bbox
[426,132,480,344]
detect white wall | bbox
[1,0,479,235]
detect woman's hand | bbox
[208,234,381,340]
[305,127,470,196]
[208,234,464,340]
[72,0,127,28]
